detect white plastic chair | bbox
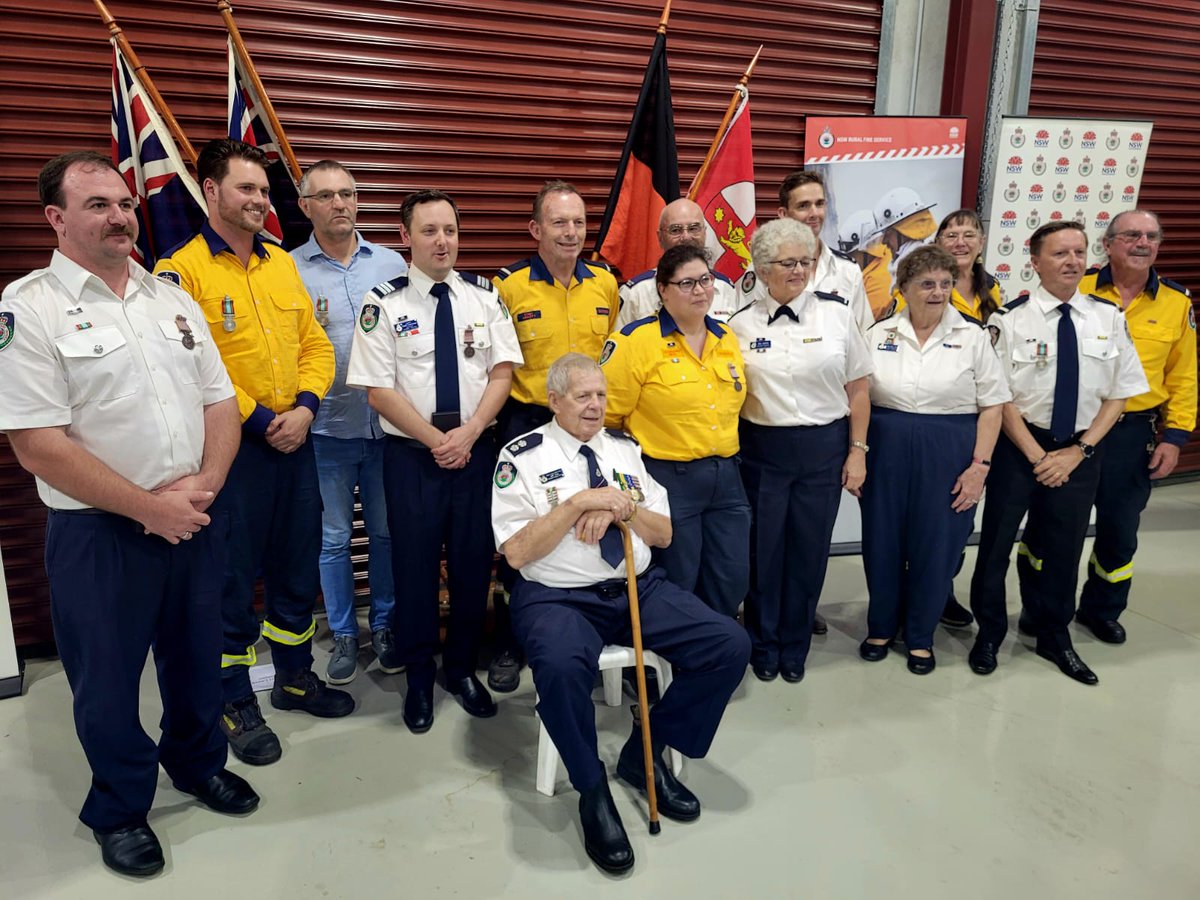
[535,644,684,797]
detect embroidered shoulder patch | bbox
[739,270,756,295]
[0,311,15,351]
[599,339,617,365]
[494,460,517,489]
[359,303,381,334]
[156,270,181,286]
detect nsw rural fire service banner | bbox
[982,117,1153,293]
[804,116,968,320]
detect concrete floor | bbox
[3,481,1199,899]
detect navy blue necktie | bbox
[431,282,460,416]
[1050,303,1079,442]
[578,444,624,568]
[769,304,798,325]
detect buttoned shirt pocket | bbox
[591,314,610,335]
[53,325,137,406]
[394,331,437,387]
[1010,340,1056,367]
[1080,337,1117,362]
[515,316,550,345]
[156,319,207,385]
[269,290,310,346]
[199,294,253,351]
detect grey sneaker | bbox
[371,627,405,674]
[326,635,359,685]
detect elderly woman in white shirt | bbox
[857,245,1011,674]
[727,217,873,684]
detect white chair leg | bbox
[644,653,684,777]
[536,719,559,797]
[602,665,623,707]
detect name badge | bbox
[750,338,771,353]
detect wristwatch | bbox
[850,440,870,453]
[1076,440,1096,459]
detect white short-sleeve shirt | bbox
[0,251,234,509]
[726,289,874,427]
[866,304,1012,414]
[491,420,670,588]
[987,284,1150,432]
[346,265,523,438]
[616,268,740,330]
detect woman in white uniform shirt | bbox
[858,245,1010,673]
[727,218,873,683]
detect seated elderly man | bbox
[491,353,750,874]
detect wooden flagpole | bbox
[217,0,302,184]
[93,0,198,168]
[687,45,763,201]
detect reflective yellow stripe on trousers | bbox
[221,645,258,668]
[1090,551,1133,583]
[261,618,317,646]
[1017,542,1043,572]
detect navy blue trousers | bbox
[739,418,846,669]
[643,455,751,618]
[512,567,750,791]
[384,434,497,686]
[859,408,977,651]
[970,427,1102,651]
[1079,412,1156,621]
[46,510,228,831]
[210,435,323,700]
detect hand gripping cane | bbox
[615,520,660,835]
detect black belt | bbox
[1121,409,1159,422]
[49,507,109,516]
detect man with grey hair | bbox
[1074,209,1196,642]
[614,197,738,328]
[491,352,749,874]
[291,159,408,685]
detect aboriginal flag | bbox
[594,31,679,280]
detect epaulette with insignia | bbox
[1087,293,1118,307]
[605,428,638,444]
[505,432,543,456]
[995,293,1029,314]
[625,268,656,289]
[495,259,532,281]
[619,316,657,337]
[1161,276,1192,298]
[459,271,495,292]
[829,245,855,262]
[815,290,847,305]
[367,276,408,301]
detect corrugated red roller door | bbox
[0,0,882,646]
[1028,0,1200,474]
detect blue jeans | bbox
[313,434,394,637]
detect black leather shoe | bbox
[447,674,497,718]
[1075,613,1126,644]
[174,769,259,816]
[616,711,700,822]
[812,613,828,635]
[1036,644,1098,685]
[1017,613,1039,638]
[968,640,998,675]
[403,683,435,733]
[780,662,805,683]
[907,650,936,675]
[93,823,164,877]
[858,639,893,662]
[486,648,522,693]
[270,669,355,718]
[940,597,974,628]
[578,779,634,874]
[751,660,778,682]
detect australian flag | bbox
[110,43,206,270]
[227,38,307,250]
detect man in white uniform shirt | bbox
[348,189,523,733]
[615,197,739,328]
[968,221,1149,684]
[491,353,749,874]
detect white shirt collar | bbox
[48,250,149,303]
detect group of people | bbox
[0,142,1194,878]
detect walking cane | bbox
[616,520,660,834]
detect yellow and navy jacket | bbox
[493,254,619,406]
[154,223,335,434]
[600,309,746,461]
[1080,264,1197,445]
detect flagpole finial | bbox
[657,0,672,33]
[92,0,119,36]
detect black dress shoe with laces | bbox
[858,639,893,662]
[447,674,497,718]
[615,711,700,822]
[1036,644,1099,685]
[751,660,778,682]
[968,640,998,675]
[1075,613,1126,644]
[174,769,260,815]
[403,682,435,733]
[578,779,634,874]
[93,823,164,877]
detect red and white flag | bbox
[690,88,757,281]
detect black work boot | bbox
[578,779,634,874]
[615,707,700,822]
[270,669,355,718]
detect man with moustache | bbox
[291,160,408,685]
[968,221,1148,684]
[487,180,620,692]
[614,197,739,328]
[155,139,351,767]
[348,189,522,732]
[0,151,257,876]
[1075,210,1197,642]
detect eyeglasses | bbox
[913,279,954,293]
[1112,230,1162,244]
[301,189,358,204]
[667,274,715,293]
[940,230,980,242]
[662,223,706,237]
[769,258,814,271]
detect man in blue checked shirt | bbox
[292,160,408,684]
